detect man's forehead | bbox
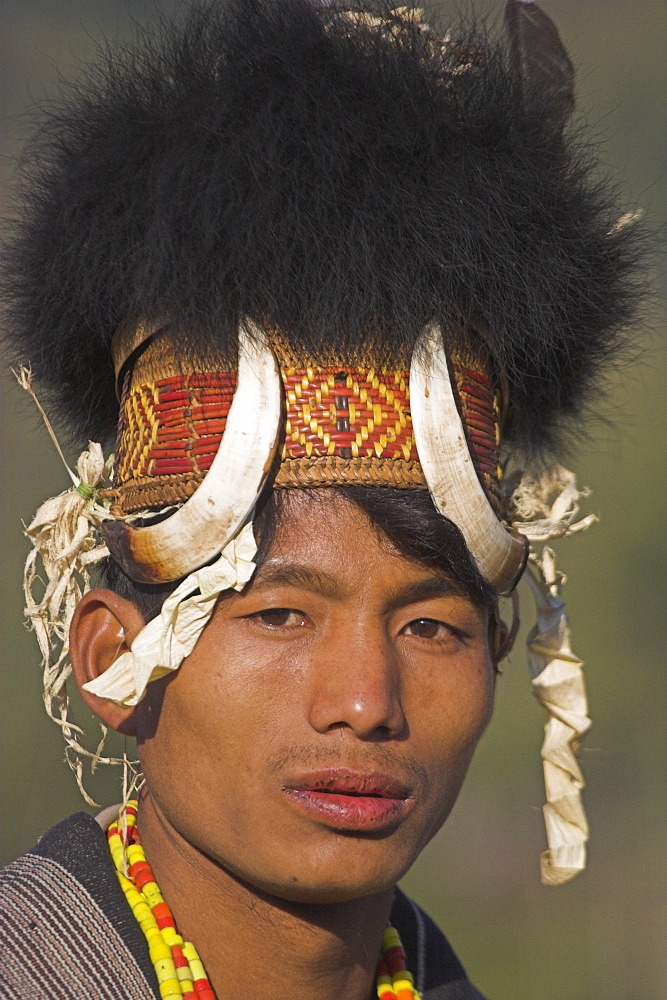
[247,558,465,606]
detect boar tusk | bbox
[410,323,527,593]
[103,319,282,584]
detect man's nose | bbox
[305,625,406,740]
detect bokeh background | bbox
[1,3,664,999]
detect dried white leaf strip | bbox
[83,522,257,707]
[23,442,115,804]
[524,554,591,886]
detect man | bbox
[0,2,648,998]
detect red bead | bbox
[152,902,174,926]
[193,984,215,1000]
[386,953,407,975]
[129,861,151,878]
[384,945,407,974]
[133,870,155,890]
[171,945,188,969]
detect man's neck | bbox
[136,794,395,1000]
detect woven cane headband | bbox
[101,320,526,591]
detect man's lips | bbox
[281,769,414,831]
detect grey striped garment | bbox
[0,813,489,999]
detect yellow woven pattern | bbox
[115,383,159,482]
[281,367,416,461]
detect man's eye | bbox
[251,608,307,628]
[403,618,452,640]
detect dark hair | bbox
[2,0,647,459]
[102,487,496,621]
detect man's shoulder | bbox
[392,888,491,1000]
[0,813,157,1000]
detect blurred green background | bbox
[1,3,664,999]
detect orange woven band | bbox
[102,327,502,516]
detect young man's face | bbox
[136,492,496,903]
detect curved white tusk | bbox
[410,323,527,594]
[103,319,282,584]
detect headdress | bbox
[2,0,645,884]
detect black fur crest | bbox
[2,0,645,457]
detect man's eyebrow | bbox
[248,563,351,601]
[246,564,463,608]
[385,576,464,610]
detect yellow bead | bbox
[108,843,124,862]
[154,957,178,983]
[125,887,143,908]
[188,959,206,981]
[383,928,401,949]
[181,942,201,963]
[143,883,164,906]
[151,948,176,983]
[158,978,183,998]
[392,970,413,985]
[149,941,172,964]
[133,899,152,919]
[126,844,146,863]
[161,928,184,947]
[392,976,414,991]
[110,851,124,872]
[116,871,132,891]
[139,915,159,937]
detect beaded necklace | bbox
[108,801,420,1000]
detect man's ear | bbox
[70,589,146,735]
[489,591,520,667]
[490,617,510,668]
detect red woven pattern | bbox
[114,363,500,490]
[454,367,501,480]
[115,373,237,481]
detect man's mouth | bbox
[282,769,414,831]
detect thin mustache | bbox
[266,745,429,793]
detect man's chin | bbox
[211,842,415,908]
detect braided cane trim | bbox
[275,456,425,488]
